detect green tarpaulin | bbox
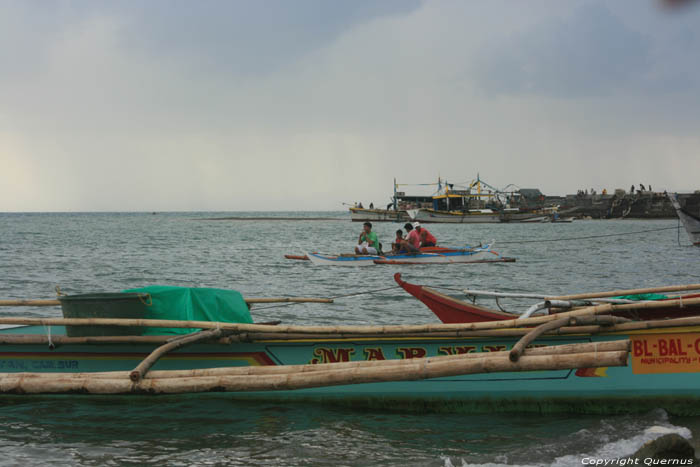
[613,293,668,301]
[122,286,253,335]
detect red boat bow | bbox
[394,273,515,323]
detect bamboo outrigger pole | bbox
[0,297,333,307]
[13,340,629,381]
[546,283,700,301]
[0,350,629,395]
[462,283,700,301]
[1,297,699,335]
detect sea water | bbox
[0,212,699,466]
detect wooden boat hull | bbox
[349,207,410,223]
[395,273,700,324]
[2,324,700,414]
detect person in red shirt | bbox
[414,222,437,247]
[399,223,420,253]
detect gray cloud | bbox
[1,1,699,211]
[475,3,652,97]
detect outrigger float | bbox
[288,244,515,266]
[2,289,700,414]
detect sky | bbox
[1,0,700,211]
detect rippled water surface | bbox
[0,212,699,466]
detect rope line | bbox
[251,286,401,311]
[498,226,678,244]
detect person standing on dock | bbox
[355,222,380,255]
[414,222,437,247]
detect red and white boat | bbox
[394,273,700,324]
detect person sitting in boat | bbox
[391,229,404,253]
[356,222,380,255]
[414,222,437,247]
[399,223,420,253]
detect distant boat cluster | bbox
[350,176,573,224]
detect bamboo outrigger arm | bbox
[509,315,631,362]
[129,328,225,382]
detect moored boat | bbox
[408,208,502,224]
[3,304,700,414]
[669,192,700,246]
[349,207,410,223]
[395,273,700,323]
[305,244,512,266]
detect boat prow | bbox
[669,192,700,246]
[394,273,516,323]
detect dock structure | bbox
[543,191,700,219]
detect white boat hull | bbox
[307,252,379,266]
[669,193,700,246]
[307,245,502,266]
[409,208,547,224]
[349,208,409,223]
[409,209,502,224]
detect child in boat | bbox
[355,222,380,255]
[391,230,404,253]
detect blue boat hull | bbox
[1,325,699,413]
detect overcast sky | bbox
[1,0,699,211]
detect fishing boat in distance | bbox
[405,176,554,224]
[395,273,700,323]
[349,176,556,223]
[305,243,514,266]
[669,192,700,246]
[3,289,700,415]
[349,206,410,223]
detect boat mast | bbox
[393,178,398,211]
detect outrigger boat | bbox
[3,291,700,414]
[303,244,514,266]
[395,273,700,323]
[669,192,700,246]
[349,207,410,223]
[285,247,463,262]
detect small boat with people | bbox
[290,220,514,266]
[395,273,700,323]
